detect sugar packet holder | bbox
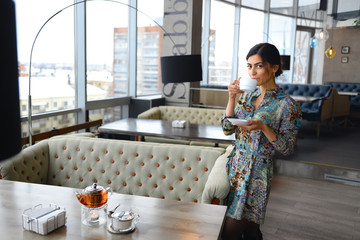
[172,120,186,128]
[22,203,66,235]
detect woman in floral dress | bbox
[221,43,302,240]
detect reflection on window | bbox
[270,0,294,16]
[269,14,292,55]
[238,9,264,78]
[298,0,321,19]
[89,106,122,124]
[136,0,164,96]
[269,14,293,83]
[241,0,265,10]
[21,113,76,138]
[208,0,235,86]
[293,30,311,84]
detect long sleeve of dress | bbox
[270,98,302,156]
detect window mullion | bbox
[201,0,211,85]
[128,0,137,97]
[74,0,87,124]
[232,4,241,81]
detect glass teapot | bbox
[75,183,112,208]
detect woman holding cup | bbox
[221,43,302,240]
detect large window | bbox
[270,0,295,16]
[207,0,235,85]
[87,0,129,98]
[241,0,266,10]
[14,0,328,137]
[298,0,321,19]
[237,8,264,79]
[15,0,75,135]
[136,0,164,96]
[269,14,293,56]
[14,0,147,137]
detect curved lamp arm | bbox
[27,0,179,145]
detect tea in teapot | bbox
[75,183,112,208]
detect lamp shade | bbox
[161,55,202,83]
[280,55,291,70]
[310,36,319,48]
[0,0,22,161]
[325,47,336,59]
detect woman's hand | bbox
[234,120,278,143]
[228,77,244,99]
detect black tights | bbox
[221,217,263,240]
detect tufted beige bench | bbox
[0,136,231,205]
[137,106,227,147]
[138,106,224,125]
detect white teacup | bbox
[238,78,257,92]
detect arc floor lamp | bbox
[27,0,202,145]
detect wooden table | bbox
[338,91,360,96]
[99,118,235,145]
[0,180,227,239]
[291,95,323,103]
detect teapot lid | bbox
[85,183,104,194]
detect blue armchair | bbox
[324,82,360,112]
[278,83,333,136]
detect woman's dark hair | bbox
[246,43,283,77]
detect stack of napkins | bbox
[172,120,186,128]
[22,204,66,235]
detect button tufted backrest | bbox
[325,82,360,110]
[157,106,224,125]
[0,140,49,184]
[278,83,332,111]
[46,138,225,203]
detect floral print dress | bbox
[221,87,302,224]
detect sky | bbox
[14,0,164,66]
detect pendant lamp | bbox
[325,22,336,59]
[325,47,336,59]
[316,9,329,41]
[310,36,318,48]
[316,28,329,41]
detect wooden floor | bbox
[262,175,360,240]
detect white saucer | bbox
[227,118,250,125]
[107,224,136,234]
